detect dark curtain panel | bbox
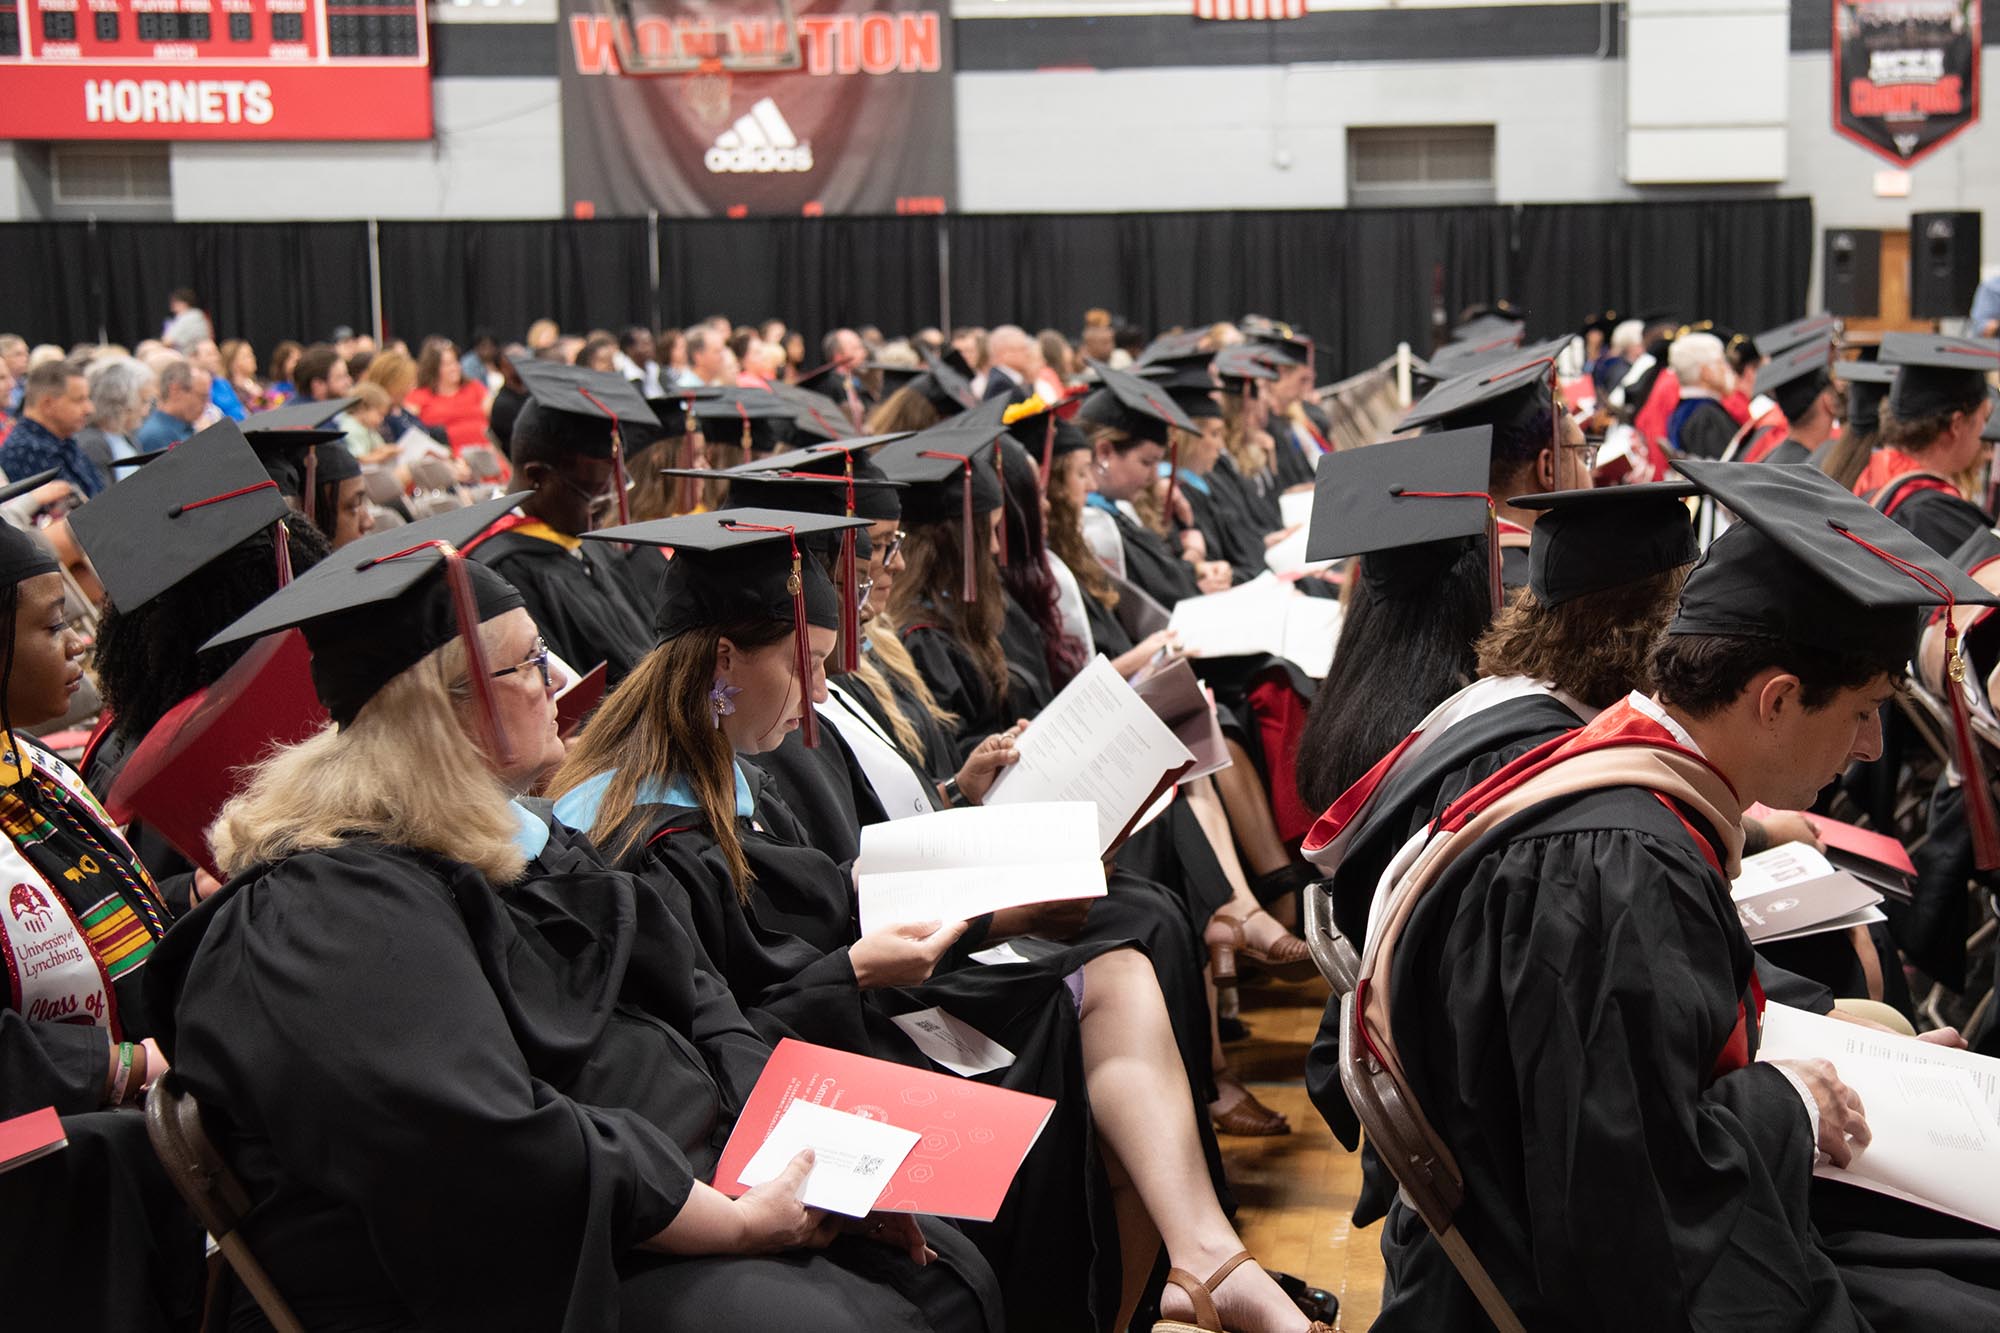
[2,222,370,355]
[1336,205,1515,366]
[659,215,943,352]
[0,223,103,349]
[377,219,651,348]
[1511,198,1814,343]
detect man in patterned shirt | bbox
[0,359,104,498]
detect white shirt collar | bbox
[1626,691,1703,755]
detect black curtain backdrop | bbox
[5,199,1813,380]
[377,218,652,350]
[0,221,370,356]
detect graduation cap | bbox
[1078,359,1203,519]
[876,404,1009,602]
[770,381,861,443]
[793,361,854,401]
[202,491,534,763]
[1450,313,1528,346]
[581,508,870,749]
[1137,353,1224,421]
[0,471,62,590]
[241,398,355,435]
[108,448,172,470]
[689,386,796,457]
[1833,359,1897,435]
[675,444,908,673]
[1510,481,1698,608]
[1672,457,2000,867]
[1399,338,1570,475]
[1757,337,1837,423]
[513,358,663,527]
[1240,317,1315,372]
[71,420,296,610]
[867,360,925,398]
[243,396,355,526]
[1137,329,1215,366]
[1214,344,1282,392]
[1413,337,1524,387]
[915,349,978,414]
[1755,314,1841,357]
[1304,427,1503,609]
[1880,333,1999,421]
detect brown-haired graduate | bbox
[146,496,1001,1333]
[461,359,656,683]
[0,471,205,1333]
[1855,333,1998,554]
[546,509,1328,1333]
[1355,463,2000,1330]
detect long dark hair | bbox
[998,443,1088,690]
[1295,540,1494,813]
[94,522,330,742]
[889,519,1008,700]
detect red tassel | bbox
[302,446,318,527]
[1163,434,1182,536]
[959,462,977,603]
[837,529,861,675]
[576,387,631,527]
[272,520,293,588]
[790,548,818,750]
[1945,620,2000,870]
[1039,415,1056,490]
[1484,503,1502,615]
[441,550,515,769]
[994,443,1009,569]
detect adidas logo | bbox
[705,98,815,175]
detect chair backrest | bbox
[361,467,404,507]
[1302,878,1359,997]
[461,445,503,481]
[367,505,406,531]
[145,1076,308,1333]
[408,457,460,494]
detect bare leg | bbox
[1214,739,1291,878]
[1079,950,1307,1333]
[1104,1143,1163,1333]
[1187,779,1303,957]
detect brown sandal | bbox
[1153,1250,1335,1333]
[1209,1073,1290,1137]
[1207,909,1317,987]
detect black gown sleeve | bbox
[900,625,1005,763]
[1889,489,1993,559]
[0,1010,107,1116]
[165,850,698,1332]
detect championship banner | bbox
[0,0,433,141]
[1833,0,1982,167]
[561,0,954,217]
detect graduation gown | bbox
[997,589,1059,716]
[1669,395,1739,461]
[465,517,655,684]
[1867,467,1992,559]
[846,661,960,783]
[1176,469,1266,585]
[1215,451,1283,534]
[1085,496,1200,610]
[562,767,1125,1332]
[147,836,996,1333]
[900,612,1014,765]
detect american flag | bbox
[1194,0,1306,17]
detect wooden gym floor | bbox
[1219,973,1387,1330]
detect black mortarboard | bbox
[1511,481,1698,607]
[792,362,850,399]
[1077,360,1198,445]
[1240,317,1315,371]
[1402,338,1567,432]
[583,507,869,748]
[1137,329,1215,365]
[1413,337,1524,387]
[713,434,910,479]
[1881,333,1999,421]
[513,358,661,441]
[202,492,531,750]
[1214,344,1281,392]
[689,386,795,457]
[1304,428,1501,606]
[876,406,1008,605]
[1671,457,2000,865]
[1450,313,1528,346]
[1138,353,1224,421]
[72,419,294,610]
[0,472,62,588]
[771,381,860,442]
[916,349,977,414]
[1757,337,1836,423]
[1756,314,1841,356]
[617,388,714,456]
[108,449,171,470]
[241,398,355,435]
[1669,460,1999,666]
[868,360,925,397]
[1834,359,1897,434]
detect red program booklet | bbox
[1748,804,1916,902]
[0,1107,66,1174]
[713,1038,1054,1221]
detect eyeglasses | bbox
[491,638,553,690]
[855,576,876,612]
[882,530,906,566]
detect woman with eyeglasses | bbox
[148,502,1001,1333]
[546,510,1328,1333]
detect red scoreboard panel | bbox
[0,0,432,139]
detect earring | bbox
[709,677,742,728]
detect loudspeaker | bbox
[1909,211,1982,319]
[1823,228,1881,318]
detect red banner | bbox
[1833,0,1981,166]
[0,0,433,141]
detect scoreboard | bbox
[0,0,432,139]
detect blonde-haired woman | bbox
[151,504,998,1333]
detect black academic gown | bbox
[468,525,655,684]
[900,613,1014,765]
[848,663,960,784]
[1215,451,1283,534]
[1091,500,1201,611]
[1374,781,2000,1332]
[1676,397,1740,461]
[997,590,1059,717]
[1761,438,1814,465]
[597,773,1124,1333]
[147,838,996,1333]
[1178,470,1267,585]
[1876,482,1993,559]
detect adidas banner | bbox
[1832,0,1982,168]
[561,0,956,217]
